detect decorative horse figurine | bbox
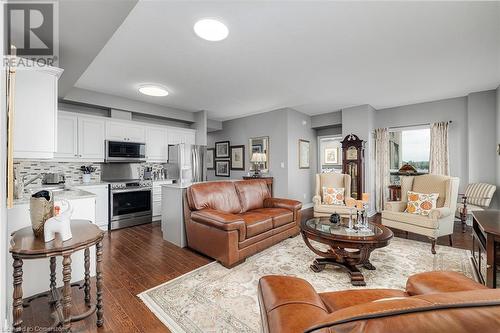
[44,200,73,242]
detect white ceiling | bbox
[73,1,500,121]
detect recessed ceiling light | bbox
[138,85,169,97]
[194,18,229,41]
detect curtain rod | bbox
[388,120,452,131]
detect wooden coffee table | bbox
[300,217,393,286]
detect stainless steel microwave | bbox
[105,140,146,163]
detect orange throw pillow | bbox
[322,187,345,205]
[406,191,439,216]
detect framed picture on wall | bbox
[324,147,339,164]
[206,148,215,170]
[215,141,230,158]
[299,139,310,169]
[215,160,230,177]
[230,145,245,170]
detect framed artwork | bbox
[299,139,310,169]
[324,147,339,164]
[215,160,230,177]
[206,148,215,170]
[230,145,245,170]
[215,141,230,158]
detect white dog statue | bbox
[44,200,73,242]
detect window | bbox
[389,127,430,183]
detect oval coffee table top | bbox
[301,217,393,245]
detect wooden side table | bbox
[471,211,500,288]
[242,176,274,196]
[9,220,105,332]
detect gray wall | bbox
[497,85,500,207]
[287,109,317,203]
[375,97,468,192]
[311,111,342,128]
[467,90,497,187]
[208,108,317,202]
[208,109,289,197]
[316,125,342,137]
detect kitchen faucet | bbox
[23,173,45,187]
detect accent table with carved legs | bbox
[10,220,104,332]
[301,217,393,286]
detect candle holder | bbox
[346,207,357,233]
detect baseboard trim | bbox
[302,202,313,210]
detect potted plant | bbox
[80,165,96,184]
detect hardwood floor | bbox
[20,208,472,332]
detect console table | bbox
[9,220,104,332]
[471,210,500,288]
[242,176,273,196]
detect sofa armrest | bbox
[428,207,452,219]
[406,271,488,296]
[384,201,407,212]
[312,195,321,206]
[264,198,302,211]
[191,209,246,240]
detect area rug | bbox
[138,236,473,333]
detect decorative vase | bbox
[30,192,54,238]
[329,212,341,225]
[82,174,91,183]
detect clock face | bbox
[346,146,358,160]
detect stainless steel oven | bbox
[105,140,146,163]
[109,181,152,230]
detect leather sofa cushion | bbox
[251,208,293,227]
[240,212,273,238]
[382,210,438,229]
[319,289,408,312]
[187,181,242,214]
[234,180,271,212]
[406,271,488,296]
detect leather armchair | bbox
[381,174,459,254]
[313,173,352,218]
[258,271,499,333]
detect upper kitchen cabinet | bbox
[56,112,105,162]
[13,63,63,159]
[78,116,105,160]
[105,120,145,142]
[167,128,196,145]
[145,126,168,162]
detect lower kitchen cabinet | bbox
[74,184,109,230]
[152,180,174,221]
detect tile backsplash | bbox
[14,160,102,185]
[14,160,170,186]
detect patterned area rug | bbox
[138,236,473,333]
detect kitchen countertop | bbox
[71,181,110,187]
[14,188,97,205]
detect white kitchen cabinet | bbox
[13,63,63,159]
[146,127,168,162]
[55,112,105,162]
[55,113,78,159]
[75,184,109,230]
[78,117,105,160]
[167,129,183,145]
[152,179,173,221]
[106,120,145,142]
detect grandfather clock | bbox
[341,134,365,200]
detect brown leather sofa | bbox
[258,271,500,333]
[184,179,302,268]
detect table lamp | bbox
[251,153,267,177]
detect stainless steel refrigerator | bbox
[167,144,207,184]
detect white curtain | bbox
[429,122,450,175]
[374,128,390,212]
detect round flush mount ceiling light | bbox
[138,85,169,97]
[194,18,229,41]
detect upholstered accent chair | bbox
[381,174,460,254]
[455,183,496,232]
[313,173,352,218]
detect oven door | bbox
[111,188,152,222]
[106,140,146,162]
